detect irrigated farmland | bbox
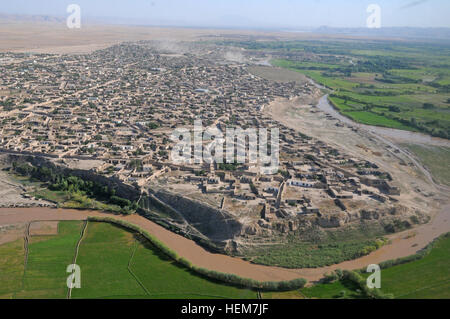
[1,220,449,299]
[0,221,257,299]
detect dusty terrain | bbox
[0,169,54,208]
[0,18,402,55]
[29,221,59,236]
[0,21,305,54]
[264,95,447,216]
[248,66,310,85]
[0,223,26,245]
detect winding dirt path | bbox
[0,205,448,283]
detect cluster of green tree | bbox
[12,161,137,214]
[321,269,393,299]
[218,162,239,171]
[341,270,394,299]
[359,90,402,97]
[429,82,450,93]
[358,238,389,256]
[88,217,307,291]
[194,170,207,176]
[80,146,95,154]
[249,183,258,195]
[133,148,145,156]
[322,58,412,78]
[389,105,401,112]
[0,98,14,107]
[217,40,357,55]
[376,72,419,84]
[394,116,450,139]
[128,159,143,171]
[251,238,382,269]
[147,122,159,129]
[278,169,291,179]
[423,103,435,109]
[383,218,412,233]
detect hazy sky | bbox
[2,0,449,28]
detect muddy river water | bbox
[1,205,449,283]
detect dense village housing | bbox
[0,42,403,243]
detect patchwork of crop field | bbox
[233,39,450,139]
[1,220,448,299]
[0,221,256,299]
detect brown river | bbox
[1,205,449,283]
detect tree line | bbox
[12,161,138,214]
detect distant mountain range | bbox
[309,26,450,41]
[0,13,65,24]
[1,13,450,42]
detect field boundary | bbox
[87,216,307,291]
[88,292,241,299]
[14,222,31,298]
[127,239,151,296]
[67,220,88,299]
[395,278,450,299]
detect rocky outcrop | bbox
[152,189,242,242]
[315,212,347,228]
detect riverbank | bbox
[318,95,450,148]
[1,205,448,283]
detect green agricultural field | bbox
[342,111,412,130]
[128,237,256,299]
[0,221,257,299]
[301,234,450,299]
[369,235,450,299]
[15,221,84,299]
[256,40,450,139]
[0,239,25,298]
[71,222,256,299]
[1,220,449,299]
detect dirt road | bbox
[0,206,448,283]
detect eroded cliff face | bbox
[7,154,141,201]
[147,189,425,255]
[3,154,426,256]
[152,189,243,242]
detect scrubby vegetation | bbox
[401,144,450,187]
[11,161,138,214]
[243,226,388,268]
[302,233,450,299]
[248,239,385,269]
